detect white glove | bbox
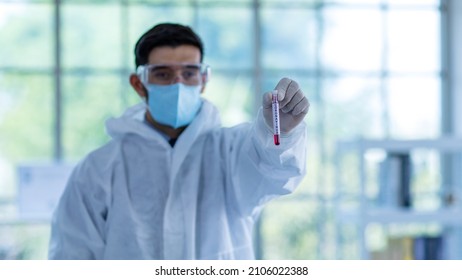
[262,77,309,134]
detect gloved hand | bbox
[262,77,309,134]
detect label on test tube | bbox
[272,91,281,145]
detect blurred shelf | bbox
[0,218,51,226]
[337,207,462,225]
[335,137,462,259]
[337,138,462,153]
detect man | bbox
[49,23,309,259]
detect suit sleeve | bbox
[48,160,107,259]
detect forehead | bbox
[147,45,201,65]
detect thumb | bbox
[262,90,277,109]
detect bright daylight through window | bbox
[0,0,445,260]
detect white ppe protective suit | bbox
[48,99,307,259]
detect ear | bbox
[129,74,147,98]
[200,85,206,94]
[200,74,208,94]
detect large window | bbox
[0,0,443,259]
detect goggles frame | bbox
[136,63,211,86]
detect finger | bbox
[280,89,304,113]
[292,97,310,116]
[279,80,300,108]
[275,89,284,102]
[274,78,292,101]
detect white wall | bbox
[449,0,462,135]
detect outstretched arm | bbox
[229,77,309,218]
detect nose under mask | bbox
[144,83,203,129]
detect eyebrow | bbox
[184,64,200,69]
[150,65,169,71]
[149,64,201,70]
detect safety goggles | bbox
[137,63,210,86]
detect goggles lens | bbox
[137,63,210,86]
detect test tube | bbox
[272,90,281,145]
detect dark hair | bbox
[134,23,204,68]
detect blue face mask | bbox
[145,83,203,129]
